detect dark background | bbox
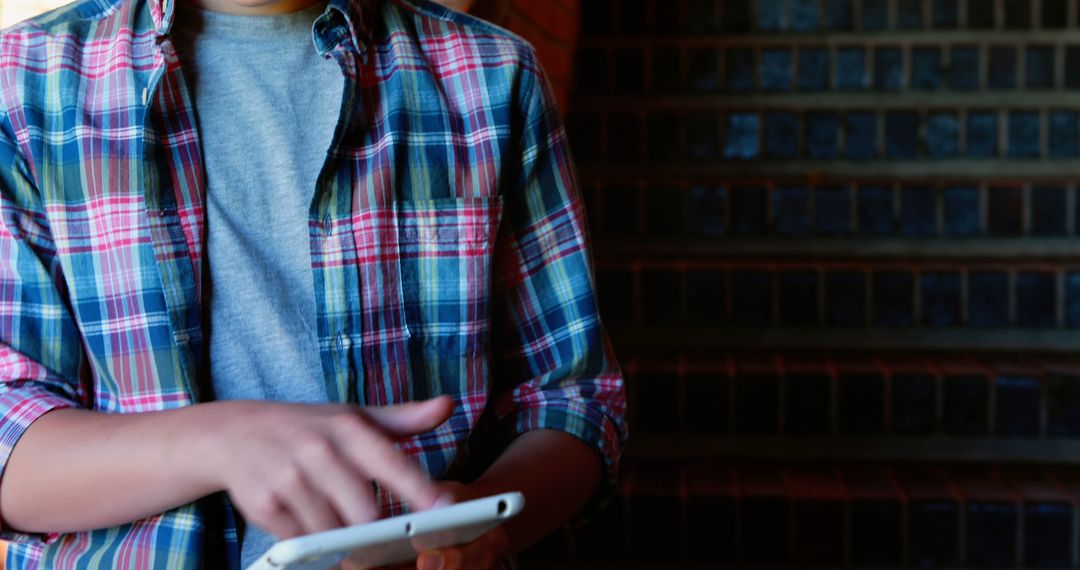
[471,0,1080,569]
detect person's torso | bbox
[0,0,527,566]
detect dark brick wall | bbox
[531,0,1080,568]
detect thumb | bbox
[361,396,454,437]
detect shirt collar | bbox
[153,0,375,56]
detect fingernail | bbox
[433,493,455,509]
[418,553,444,570]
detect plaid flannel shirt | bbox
[0,0,628,566]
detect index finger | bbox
[335,421,441,511]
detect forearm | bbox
[0,403,226,534]
[468,429,603,554]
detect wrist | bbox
[175,401,239,492]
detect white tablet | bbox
[245,492,525,570]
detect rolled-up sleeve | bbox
[489,44,629,509]
[0,117,84,544]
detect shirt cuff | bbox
[508,398,626,523]
[0,385,77,544]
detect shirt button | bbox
[323,215,334,236]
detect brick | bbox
[686,270,727,325]
[943,374,990,435]
[599,184,639,236]
[739,465,790,562]
[785,369,832,435]
[791,0,819,31]
[760,48,793,91]
[826,271,866,325]
[953,469,1020,567]
[1008,471,1073,567]
[987,186,1023,235]
[1016,272,1057,327]
[686,465,737,563]
[873,271,915,325]
[797,47,830,91]
[844,466,903,565]
[1004,0,1033,29]
[730,271,774,325]
[612,47,645,93]
[804,111,838,157]
[968,0,996,28]
[763,112,798,158]
[645,186,685,237]
[994,372,1041,437]
[606,112,640,161]
[687,186,726,238]
[950,46,980,90]
[627,464,682,560]
[896,468,961,567]
[814,185,852,236]
[943,186,980,236]
[618,0,647,34]
[857,185,895,235]
[890,369,937,434]
[844,112,878,158]
[969,271,1010,327]
[725,184,768,234]
[1049,111,1080,157]
[646,112,682,161]
[884,111,918,158]
[1031,186,1068,236]
[925,112,959,158]
[577,484,626,560]
[1042,0,1068,28]
[735,359,781,434]
[862,0,889,29]
[874,47,904,91]
[685,372,730,433]
[773,186,812,236]
[631,371,682,437]
[898,0,923,28]
[912,47,943,90]
[989,47,1018,89]
[651,46,684,93]
[836,47,868,90]
[724,47,755,91]
[1026,45,1055,88]
[1047,368,1080,436]
[722,112,758,160]
[597,269,634,325]
[778,270,819,324]
[966,111,999,157]
[687,111,720,159]
[932,0,959,28]
[1067,272,1080,327]
[641,269,682,325]
[900,186,939,236]
[511,0,554,32]
[836,369,887,433]
[921,271,962,327]
[827,0,854,30]
[757,0,787,30]
[686,47,718,92]
[790,468,846,564]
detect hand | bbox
[203,396,454,539]
[413,482,511,570]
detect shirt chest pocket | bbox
[397,197,504,355]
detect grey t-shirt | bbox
[172,2,345,565]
